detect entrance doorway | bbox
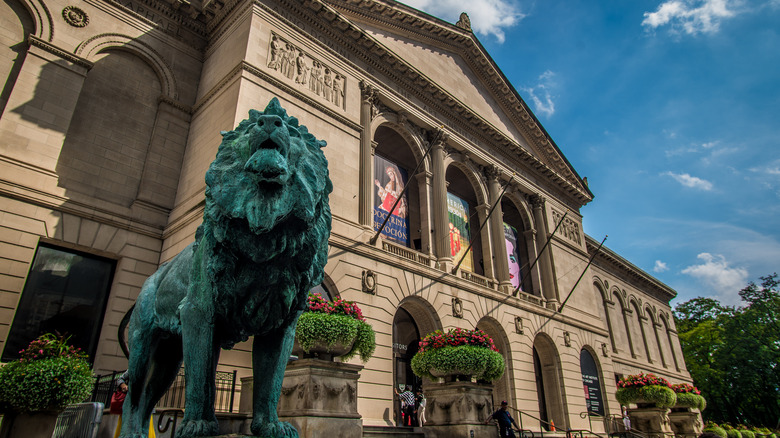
[393,308,420,426]
[532,335,567,430]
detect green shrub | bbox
[615,385,677,408]
[0,356,93,413]
[295,312,375,362]
[410,344,504,382]
[739,429,755,438]
[675,392,707,410]
[703,425,728,438]
[725,428,742,438]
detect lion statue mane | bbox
[119,98,332,438]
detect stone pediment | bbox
[320,0,592,204]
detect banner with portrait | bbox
[503,222,522,290]
[373,156,409,245]
[447,193,473,272]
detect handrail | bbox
[505,406,555,435]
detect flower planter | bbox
[292,338,355,360]
[411,328,504,384]
[293,294,375,363]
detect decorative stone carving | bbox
[514,316,524,335]
[243,359,364,438]
[552,209,582,245]
[423,381,496,438]
[361,269,376,294]
[601,343,609,357]
[452,297,463,318]
[455,12,471,31]
[563,331,571,347]
[484,165,501,182]
[268,33,346,110]
[62,6,89,27]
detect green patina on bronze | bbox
[119,98,332,438]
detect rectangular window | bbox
[2,244,115,362]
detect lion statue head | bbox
[196,98,333,332]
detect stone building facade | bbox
[0,0,692,431]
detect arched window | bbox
[373,126,423,250]
[57,50,162,206]
[446,165,484,276]
[502,198,533,294]
[580,348,605,416]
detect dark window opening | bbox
[3,244,116,362]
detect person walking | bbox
[395,385,416,426]
[485,400,520,437]
[416,389,426,426]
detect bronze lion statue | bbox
[119,98,332,438]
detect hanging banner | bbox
[447,193,473,272]
[503,223,522,290]
[580,349,605,416]
[373,156,410,245]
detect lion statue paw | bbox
[175,419,219,438]
[250,420,299,438]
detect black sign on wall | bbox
[580,349,605,416]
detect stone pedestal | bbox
[240,359,363,438]
[422,380,496,438]
[669,408,703,436]
[628,407,674,436]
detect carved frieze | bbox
[552,209,582,245]
[268,33,345,110]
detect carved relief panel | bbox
[551,209,582,246]
[267,33,346,110]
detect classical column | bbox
[430,129,451,270]
[522,228,544,296]
[415,171,434,256]
[486,166,510,291]
[530,194,558,307]
[358,81,376,230]
[475,203,494,281]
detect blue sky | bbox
[399,0,780,307]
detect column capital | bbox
[485,164,501,182]
[530,193,546,209]
[359,80,376,103]
[427,127,449,149]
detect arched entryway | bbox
[533,334,568,430]
[392,298,441,426]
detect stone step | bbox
[362,425,425,438]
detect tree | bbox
[674,274,780,427]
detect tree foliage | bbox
[674,274,780,427]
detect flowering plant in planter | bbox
[615,372,676,408]
[0,333,93,413]
[411,328,504,382]
[294,293,376,362]
[671,382,706,410]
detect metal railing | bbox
[91,369,238,413]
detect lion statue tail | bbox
[118,304,135,358]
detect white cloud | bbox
[400,0,524,43]
[642,0,738,35]
[654,260,670,272]
[522,70,557,118]
[661,171,714,190]
[681,253,748,305]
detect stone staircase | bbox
[362,425,425,438]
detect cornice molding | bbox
[28,35,94,69]
[322,0,592,204]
